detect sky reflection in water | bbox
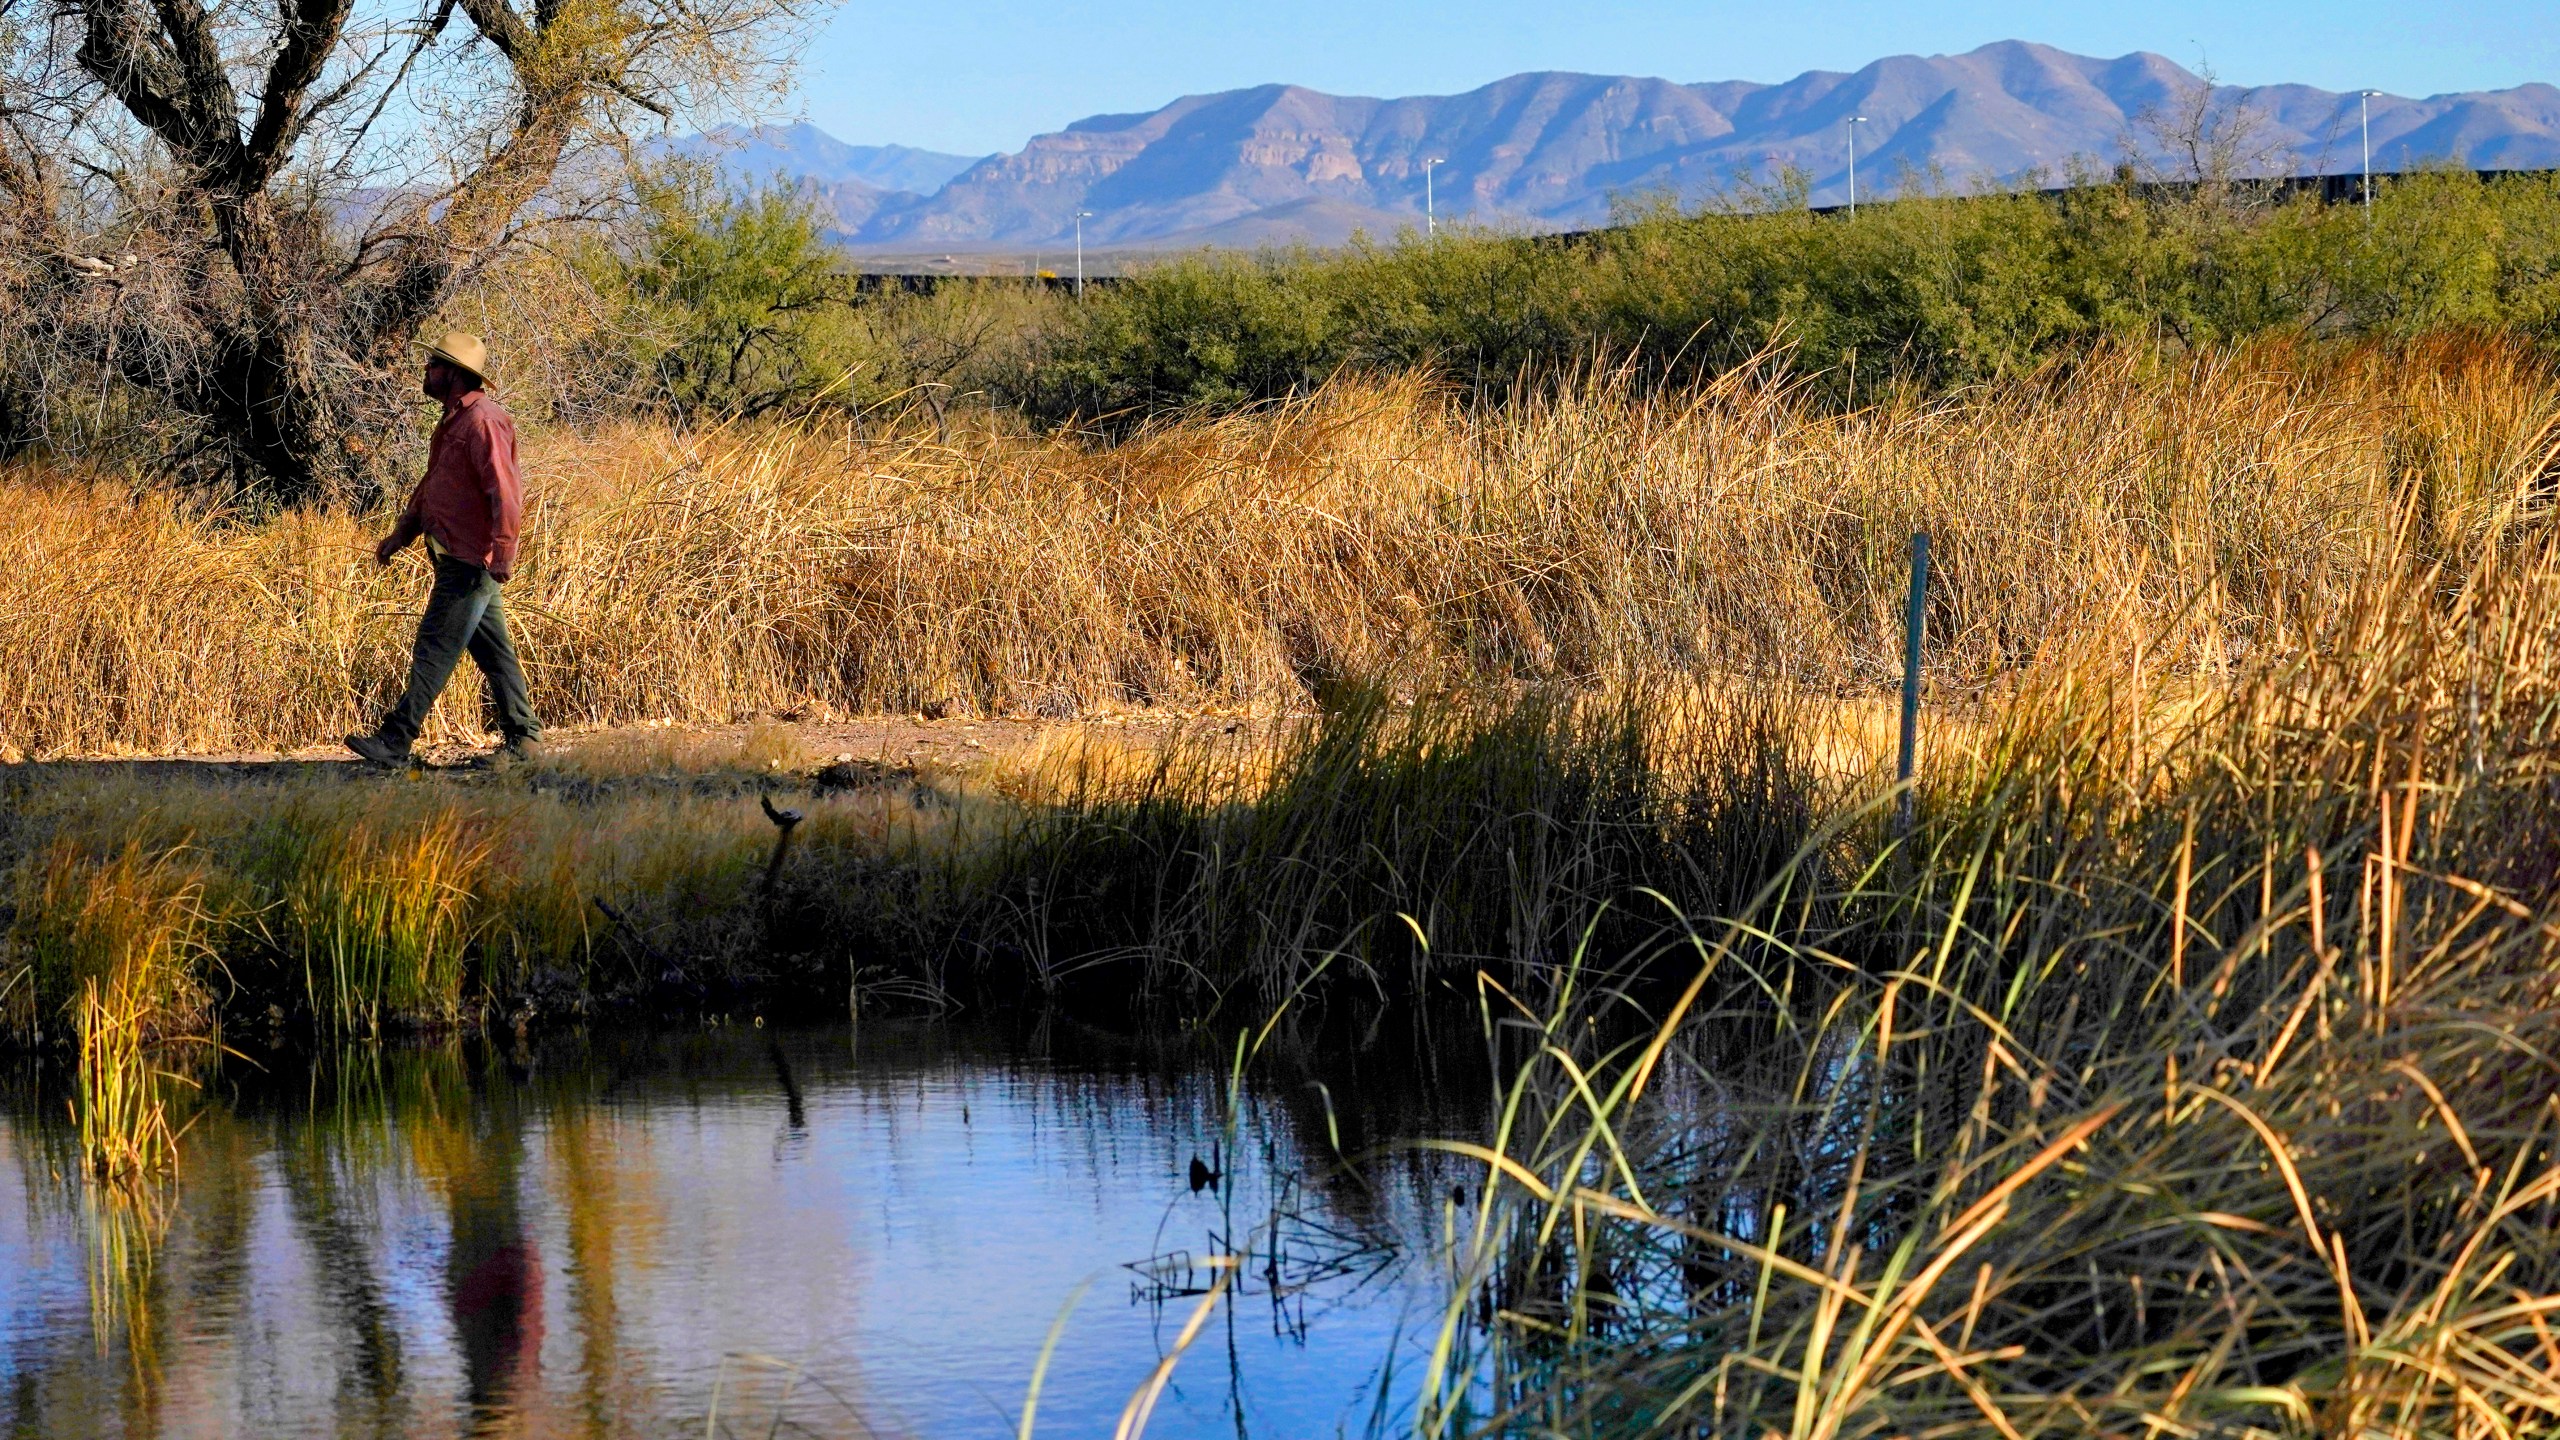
[1,1020,1481,1438]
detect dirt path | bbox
[749,713,1203,768]
[36,712,1228,774]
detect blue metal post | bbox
[1896,531,1930,832]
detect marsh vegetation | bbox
[8,240,2560,1435]
[19,0,2560,1422]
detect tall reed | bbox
[73,982,180,1183]
[2,337,2551,758]
[1411,503,2560,1438]
[4,335,2560,1434]
[276,811,490,1035]
[9,840,216,1181]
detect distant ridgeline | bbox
[673,42,2560,266]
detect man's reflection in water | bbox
[445,1063,544,1431]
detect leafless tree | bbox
[0,0,823,500]
[2126,63,2289,195]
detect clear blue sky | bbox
[783,0,2559,156]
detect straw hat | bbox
[420,331,491,385]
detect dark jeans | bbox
[375,555,541,751]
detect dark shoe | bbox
[498,733,547,762]
[346,733,412,766]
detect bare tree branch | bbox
[15,0,825,498]
[447,0,528,60]
[70,0,202,158]
[242,0,356,185]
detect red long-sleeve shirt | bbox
[390,389,523,580]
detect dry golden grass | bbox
[522,717,814,779]
[0,758,1000,1040]
[1421,493,2560,1440]
[11,334,2560,1437]
[3,336,2552,760]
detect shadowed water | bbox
[1,1019,1491,1438]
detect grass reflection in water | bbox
[0,1018,1483,1438]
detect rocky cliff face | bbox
[704,43,2560,252]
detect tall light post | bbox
[1847,115,1869,218]
[1422,157,1445,237]
[2358,90,2382,223]
[1073,210,1093,297]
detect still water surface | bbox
[2,1021,1486,1438]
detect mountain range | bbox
[673,126,982,233]
[678,41,2560,256]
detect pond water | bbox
[1,1019,1492,1438]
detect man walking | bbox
[347,332,543,765]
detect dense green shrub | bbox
[1018,167,2560,421]
[563,169,859,421]
[548,165,2560,427]
[560,170,1065,423]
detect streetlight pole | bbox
[1422,157,1444,237]
[1074,210,1092,297]
[1847,116,1869,217]
[2358,91,2381,224]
